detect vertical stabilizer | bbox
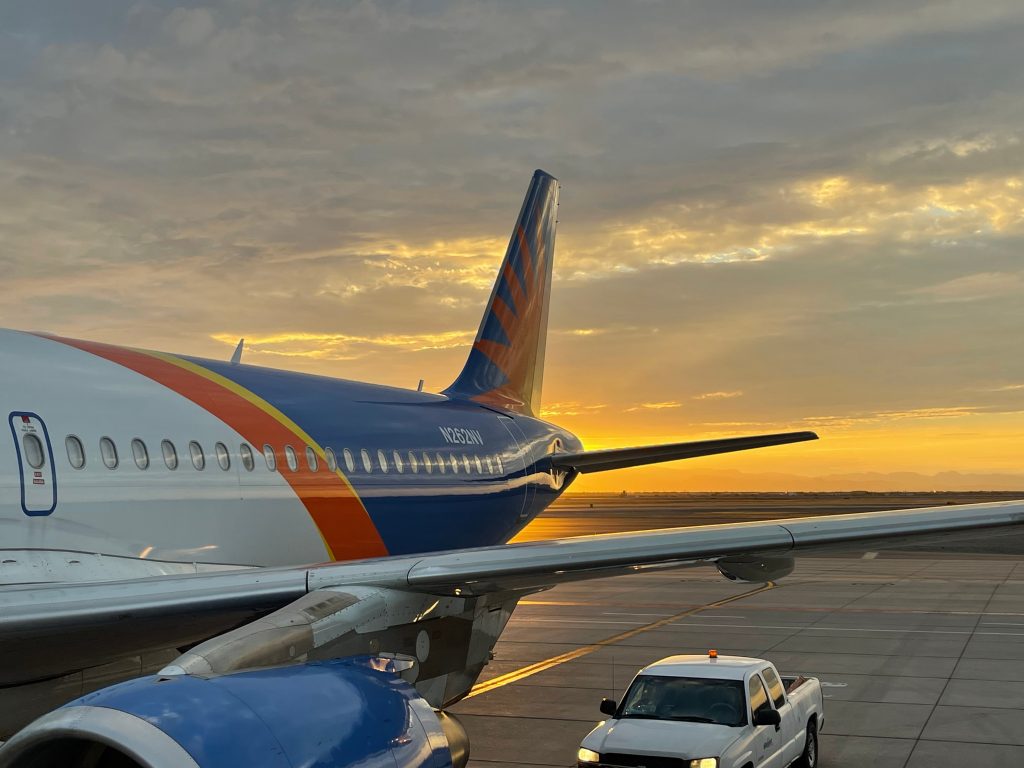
[444,170,559,415]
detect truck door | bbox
[761,666,801,763]
[8,412,57,516]
[749,674,786,768]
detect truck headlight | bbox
[689,760,718,768]
[578,747,601,763]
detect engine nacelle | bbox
[716,555,795,583]
[0,657,469,768]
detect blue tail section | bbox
[444,170,559,415]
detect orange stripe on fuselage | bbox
[40,334,388,562]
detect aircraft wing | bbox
[548,431,818,473]
[394,500,1024,593]
[2,499,1022,687]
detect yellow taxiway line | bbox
[465,581,776,699]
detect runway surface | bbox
[451,492,1024,767]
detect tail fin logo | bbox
[444,170,559,415]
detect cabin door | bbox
[8,412,57,516]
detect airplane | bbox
[0,170,1021,768]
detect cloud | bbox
[163,8,217,48]
[540,402,608,418]
[800,406,984,430]
[694,391,743,400]
[626,401,683,412]
[209,329,475,361]
[911,271,1024,303]
[1,1,1024,485]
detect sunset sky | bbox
[1,1,1022,491]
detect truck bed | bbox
[782,675,813,694]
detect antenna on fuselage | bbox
[230,338,245,365]
[417,379,424,392]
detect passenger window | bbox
[100,437,118,469]
[360,449,372,473]
[215,442,231,471]
[66,435,85,469]
[762,667,786,709]
[495,454,504,474]
[485,455,494,474]
[462,455,471,473]
[474,455,483,473]
[22,433,45,470]
[162,440,178,470]
[749,675,771,724]
[240,443,255,471]
[435,453,446,474]
[189,441,205,470]
[263,444,277,471]
[393,450,404,473]
[407,451,419,473]
[131,438,149,470]
[325,447,338,472]
[343,448,355,473]
[422,452,433,474]
[377,449,389,473]
[305,446,318,471]
[450,454,459,474]
[284,445,298,472]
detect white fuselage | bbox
[0,330,330,579]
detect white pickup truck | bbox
[578,653,823,768]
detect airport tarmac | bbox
[451,493,1024,767]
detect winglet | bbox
[230,338,245,365]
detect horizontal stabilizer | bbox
[548,431,818,474]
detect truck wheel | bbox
[795,719,818,768]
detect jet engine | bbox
[0,657,469,768]
[716,555,795,583]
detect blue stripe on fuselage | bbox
[178,356,577,554]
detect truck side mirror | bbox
[599,698,617,716]
[753,709,781,727]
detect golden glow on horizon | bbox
[561,409,1024,492]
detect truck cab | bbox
[578,653,823,768]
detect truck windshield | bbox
[619,675,746,727]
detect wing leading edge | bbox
[548,431,818,473]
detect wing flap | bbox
[549,431,818,473]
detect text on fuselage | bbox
[439,426,484,445]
